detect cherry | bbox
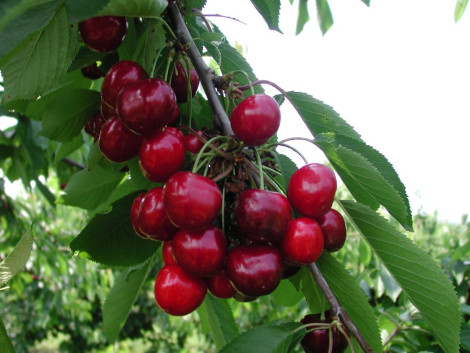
[78,16,128,52]
[230,94,281,146]
[81,62,103,79]
[235,189,292,244]
[162,240,177,265]
[101,61,148,118]
[172,226,226,277]
[84,110,106,142]
[170,62,200,103]
[98,116,143,163]
[130,193,147,238]
[154,264,207,316]
[281,218,324,266]
[117,77,177,135]
[317,209,347,252]
[300,312,348,353]
[288,163,337,219]
[136,187,179,241]
[208,271,236,299]
[163,171,222,230]
[167,104,180,126]
[226,245,283,297]
[184,130,204,154]
[138,128,186,183]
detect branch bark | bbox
[167,3,233,136]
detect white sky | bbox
[204,0,470,224]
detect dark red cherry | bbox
[208,271,236,299]
[170,62,200,103]
[172,226,226,277]
[184,130,204,154]
[162,240,177,265]
[130,193,146,238]
[230,94,280,146]
[226,245,283,297]
[287,163,337,219]
[101,60,148,115]
[235,189,292,244]
[136,187,179,241]
[98,116,143,163]
[84,110,106,142]
[317,209,347,252]
[154,265,207,316]
[117,77,177,135]
[78,16,128,52]
[281,218,324,266]
[81,62,104,79]
[300,312,348,353]
[163,171,222,230]
[167,104,180,126]
[138,128,186,183]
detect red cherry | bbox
[317,209,347,252]
[230,94,280,146]
[170,62,200,103]
[136,188,179,241]
[98,116,143,163]
[163,126,185,142]
[130,193,147,238]
[235,189,292,244]
[167,104,180,126]
[138,129,186,183]
[208,271,236,299]
[162,240,177,265]
[300,312,348,353]
[172,226,227,277]
[184,130,204,154]
[81,62,103,79]
[163,171,222,230]
[226,245,283,297]
[154,265,207,316]
[287,163,337,218]
[84,110,106,142]
[281,218,324,266]
[78,16,128,52]
[101,60,148,114]
[117,77,177,135]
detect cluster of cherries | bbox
[78,13,348,353]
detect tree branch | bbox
[308,263,375,353]
[167,3,233,136]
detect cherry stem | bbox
[253,148,264,190]
[168,3,234,136]
[229,70,255,96]
[192,135,231,173]
[181,56,194,127]
[308,263,374,353]
[212,162,234,183]
[267,142,309,165]
[243,157,285,195]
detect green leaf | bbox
[219,322,302,353]
[198,295,239,350]
[315,0,334,35]
[0,318,15,353]
[65,0,110,23]
[300,267,325,313]
[70,192,160,267]
[0,231,33,286]
[134,19,166,74]
[249,0,282,32]
[273,152,298,192]
[361,0,371,6]
[339,200,461,353]
[314,133,413,231]
[99,0,167,18]
[0,5,79,102]
[54,134,84,164]
[103,257,155,342]
[455,0,469,22]
[317,253,383,352]
[296,0,310,35]
[61,165,125,210]
[461,324,470,350]
[272,278,304,307]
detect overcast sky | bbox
[204,0,470,224]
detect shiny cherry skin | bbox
[162,240,177,265]
[163,171,222,230]
[78,16,127,52]
[230,94,280,146]
[235,189,292,244]
[226,245,283,297]
[172,226,226,277]
[184,130,204,154]
[154,265,207,316]
[130,193,146,238]
[208,271,236,299]
[117,77,177,135]
[101,61,148,118]
[84,110,106,142]
[139,128,186,183]
[136,187,179,241]
[287,163,337,219]
[281,218,324,266]
[317,209,347,252]
[98,116,143,163]
[167,104,180,126]
[170,62,200,103]
[300,312,348,353]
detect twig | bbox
[62,158,85,170]
[167,3,234,136]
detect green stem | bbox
[253,148,264,190]
[154,16,178,40]
[269,142,309,165]
[230,70,255,96]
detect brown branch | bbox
[167,3,233,136]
